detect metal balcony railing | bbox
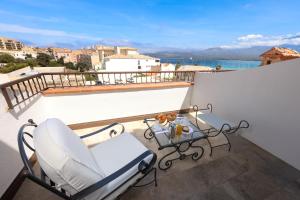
[0,71,197,109]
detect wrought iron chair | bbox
[18,119,157,200]
[193,104,249,156]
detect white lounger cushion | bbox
[33,118,105,195]
[197,112,236,131]
[88,133,153,200]
[33,118,153,200]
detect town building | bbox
[0,37,37,59]
[103,54,160,71]
[0,37,24,51]
[260,47,300,66]
[94,45,139,65]
[49,48,72,62]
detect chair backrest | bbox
[33,118,105,194]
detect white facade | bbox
[161,63,175,71]
[104,57,160,72]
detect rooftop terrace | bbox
[13,117,300,200]
[1,58,300,199]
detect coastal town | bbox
[1,1,300,200]
[1,36,300,83]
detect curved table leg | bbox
[158,148,178,170]
[158,141,205,170]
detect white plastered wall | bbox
[191,58,300,170]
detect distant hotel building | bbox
[0,37,37,59]
[0,37,23,51]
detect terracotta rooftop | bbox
[260,47,300,57]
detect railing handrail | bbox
[0,70,233,109]
[0,73,42,88]
[0,70,233,88]
[41,70,196,75]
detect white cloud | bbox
[0,23,102,41]
[222,33,300,48]
[238,34,263,41]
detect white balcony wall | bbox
[42,87,192,125]
[191,58,300,170]
[0,94,47,196]
[0,86,192,196]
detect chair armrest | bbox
[72,150,156,200]
[80,122,125,139]
[193,103,213,113]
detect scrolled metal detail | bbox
[144,128,154,140]
[158,149,175,171]
[109,129,118,137]
[191,146,204,161]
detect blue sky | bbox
[0,0,300,51]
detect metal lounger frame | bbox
[18,119,157,200]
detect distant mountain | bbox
[146,45,300,61]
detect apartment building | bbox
[94,45,139,64]
[0,37,24,51]
[49,48,73,62]
[103,54,160,71]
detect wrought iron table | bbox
[143,117,207,170]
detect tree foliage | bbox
[0,53,15,63]
[65,62,77,70]
[77,62,90,72]
[37,53,51,67]
[215,65,222,71]
[57,57,64,65]
[175,63,181,70]
[0,63,27,73]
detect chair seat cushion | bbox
[197,112,236,131]
[33,118,105,195]
[88,132,153,199]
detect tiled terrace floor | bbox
[14,114,300,200]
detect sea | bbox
[160,58,260,70]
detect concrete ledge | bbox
[42,82,193,96]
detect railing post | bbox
[1,87,13,110]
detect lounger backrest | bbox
[33,118,105,194]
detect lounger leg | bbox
[223,133,232,152]
[206,138,213,157]
[154,168,157,187]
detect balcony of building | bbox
[1,59,300,200]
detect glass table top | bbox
[148,117,207,149]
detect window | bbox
[266,60,271,65]
[138,66,141,69]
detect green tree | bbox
[215,65,222,71]
[57,57,64,65]
[15,58,25,63]
[0,63,27,73]
[77,62,89,72]
[25,54,32,59]
[175,63,181,70]
[65,62,77,70]
[26,59,38,69]
[0,53,15,63]
[37,53,51,66]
